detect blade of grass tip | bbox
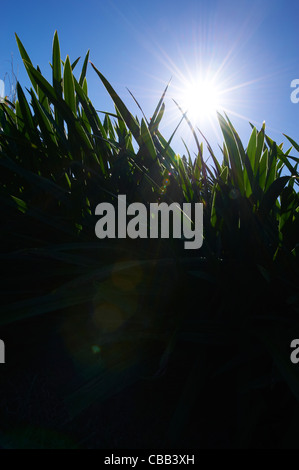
[0,101,16,123]
[52,31,64,129]
[150,102,165,135]
[288,155,299,165]
[159,113,185,167]
[197,126,221,176]
[1,98,15,111]
[79,50,90,87]
[149,77,172,131]
[224,113,254,196]
[52,30,62,95]
[90,62,140,143]
[205,163,217,183]
[181,137,192,162]
[15,33,38,93]
[81,76,89,109]
[285,146,295,156]
[75,52,89,112]
[96,110,123,120]
[218,112,244,193]
[283,134,299,155]
[192,148,203,183]
[114,106,127,136]
[16,83,37,138]
[173,98,208,191]
[224,112,248,167]
[23,63,93,155]
[71,56,80,70]
[63,55,76,114]
[24,62,73,123]
[110,116,120,144]
[173,99,202,155]
[61,57,81,70]
[267,136,298,177]
[140,118,157,161]
[126,87,149,125]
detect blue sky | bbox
[1,0,299,158]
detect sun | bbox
[178,75,223,123]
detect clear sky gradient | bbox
[1,0,299,158]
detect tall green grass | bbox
[0,31,298,448]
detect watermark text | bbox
[95,195,203,249]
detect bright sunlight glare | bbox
[178,75,223,123]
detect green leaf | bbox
[218,113,244,194]
[150,102,165,134]
[197,127,222,177]
[24,62,94,153]
[91,62,140,143]
[141,118,157,161]
[36,65,51,114]
[15,33,38,93]
[224,113,251,195]
[16,83,37,141]
[79,50,90,86]
[259,149,268,191]
[247,126,257,173]
[11,195,28,214]
[265,142,278,190]
[52,30,63,128]
[71,56,81,70]
[149,78,171,133]
[52,30,62,95]
[30,90,58,148]
[259,175,290,219]
[63,55,76,114]
[256,126,265,164]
